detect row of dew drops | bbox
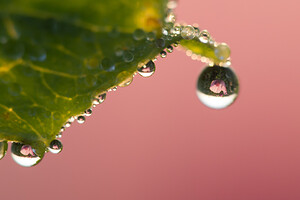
[0,0,238,167]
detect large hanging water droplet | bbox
[196,65,239,109]
[11,143,44,167]
[137,60,155,78]
[48,140,63,154]
[181,25,195,40]
[199,30,210,44]
[0,141,8,160]
[133,29,146,41]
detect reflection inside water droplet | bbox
[48,140,63,154]
[196,65,239,109]
[84,108,92,116]
[0,141,8,160]
[11,143,44,167]
[77,116,85,124]
[137,60,155,78]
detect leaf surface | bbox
[0,0,171,153]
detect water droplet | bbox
[123,50,134,63]
[77,116,86,124]
[60,127,65,133]
[101,58,115,72]
[115,47,123,57]
[166,45,173,53]
[194,27,200,37]
[112,86,117,91]
[214,43,231,62]
[199,30,210,44]
[84,108,92,116]
[109,27,119,38]
[173,41,179,47]
[181,25,195,40]
[0,141,8,160]
[86,57,100,69]
[11,143,44,167]
[155,38,165,48]
[27,45,47,62]
[64,121,71,128]
[117,71,133,87]
[133,29,146,41]
[146,32,156,41]
[165,12,176,23]
[162,29,169,36]
[137,60,155,78]
[68,116,75,123]
[48,140,63,154]
[160,51,167,58]
[196,65,239,109]
[172,26,181,36]
[167,0,178,9]
[98,93,107,103]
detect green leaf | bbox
[0,0,174,154]
[0,0,229,157]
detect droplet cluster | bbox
[0,0,238,167]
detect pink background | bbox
[1,0,300,199]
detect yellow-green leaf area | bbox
[0,0,170,153]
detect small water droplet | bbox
[84,108,92,116]
[123,50,134,63]
[68,116,75,123]
[64,121,72,128]
[155,38,165,48]
[137,60,155,78]
[173,41,179,47]
[11,143,44,167]
[160,51,167,58]
[133,29,146,40]
[181,25,195,40]
[146,32,156,41]
[165,12,176,23]
[0,141,8,160]
[167,0,178,9]
[194,27,200,37]
[166,45,173,53]
[196,65,239,109]
[60,127,65,133]
[27,45,47,62]
[162,29,169,36]
[199,30,210,44]
[98,93,107,103]
[48,140,63,154]
[117,71,133,87]
[115,47,123,57]
[214,43,231,62]
[112,86,117,91]
[77,116,86,124]
[101,58,115,72]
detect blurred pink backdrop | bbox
[1,0,300,199]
